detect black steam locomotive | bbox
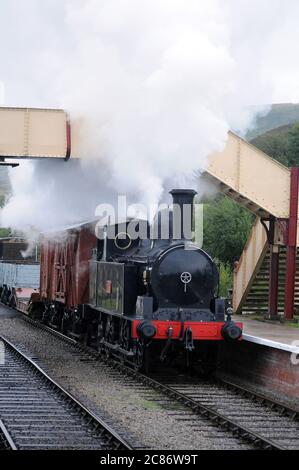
[86,189,242,371]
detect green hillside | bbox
[250,122,299,167]
[250,124,292,166]
[247,103,299,140]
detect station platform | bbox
[234,315,299,354]
[221,316,299,404]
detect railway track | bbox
[0,419,17,450]
[19,314,299,450]
[148,375,299,450]
[0,335,133,450]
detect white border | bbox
[243,333,299,354]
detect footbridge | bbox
[204,132,298,321]
[0,107,71,164]
[0,107,297,319]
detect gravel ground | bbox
[0,307,252,450]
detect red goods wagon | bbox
[40,239,55,301]
[40,221,97,309]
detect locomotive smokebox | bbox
[170,189,197,240]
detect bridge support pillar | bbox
[284,167,299,321]
[268,245,280,319]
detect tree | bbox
[251,125,290,166]
[0,228,10,237]
[202,196,254,265]
[286,124,299,166]
[251,123,299,167]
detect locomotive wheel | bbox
[97,313,106,353]
[132,340,144,371]
[105,317,115,344]
[102,317,114,358]
[119,320,131,352]
[132,339,150,373]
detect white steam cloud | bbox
[1,0,299,234]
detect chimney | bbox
[169,189,197,240]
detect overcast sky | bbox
[1,0,299,109]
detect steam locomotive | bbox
[2,189,243,372]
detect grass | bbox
[140,399,162,411]
[251,315,299,328]
[283,320,299,329]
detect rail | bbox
[0,419,17,450]
[20,313,299,450]
[0,335,133,450]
